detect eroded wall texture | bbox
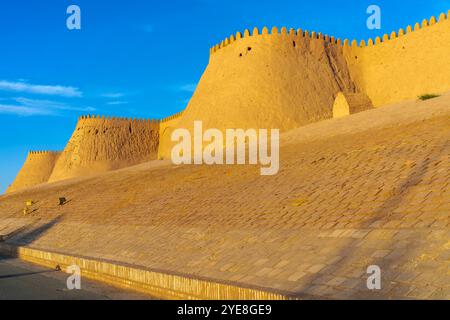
[48,116,160,182]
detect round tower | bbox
[7,151,61,193]
[158,27,357,158]
[48,116,160,182]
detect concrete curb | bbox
[0,243,293,300]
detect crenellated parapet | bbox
[28,150,61,156]
[77,113,187,124]
[210,11,449,54]
[351,12,449,49]
[210,26,341,56]
[78,114,160,123]
[160,110,184,123]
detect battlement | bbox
[28,150,60,155]
[78,115,160,123]
[160,110,184,123]
[352,11,449,49]
[210,11,449,54]
[210,26,339,56]
[78,113,189,124]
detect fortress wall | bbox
[6,151,61,193]
[344,12,450,106]
[48,116,160,182]
[159,27,358,158]
[11,15,450,179]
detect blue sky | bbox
[0,0,449,193]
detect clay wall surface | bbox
[344,13,450,106]
[158,27,357,158]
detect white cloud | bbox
[0,98,95,116]
[101,92,125,98]
[0,104,53,116]
[14,97,95,112]
[107,101,129,105]
[0,80,82,97]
